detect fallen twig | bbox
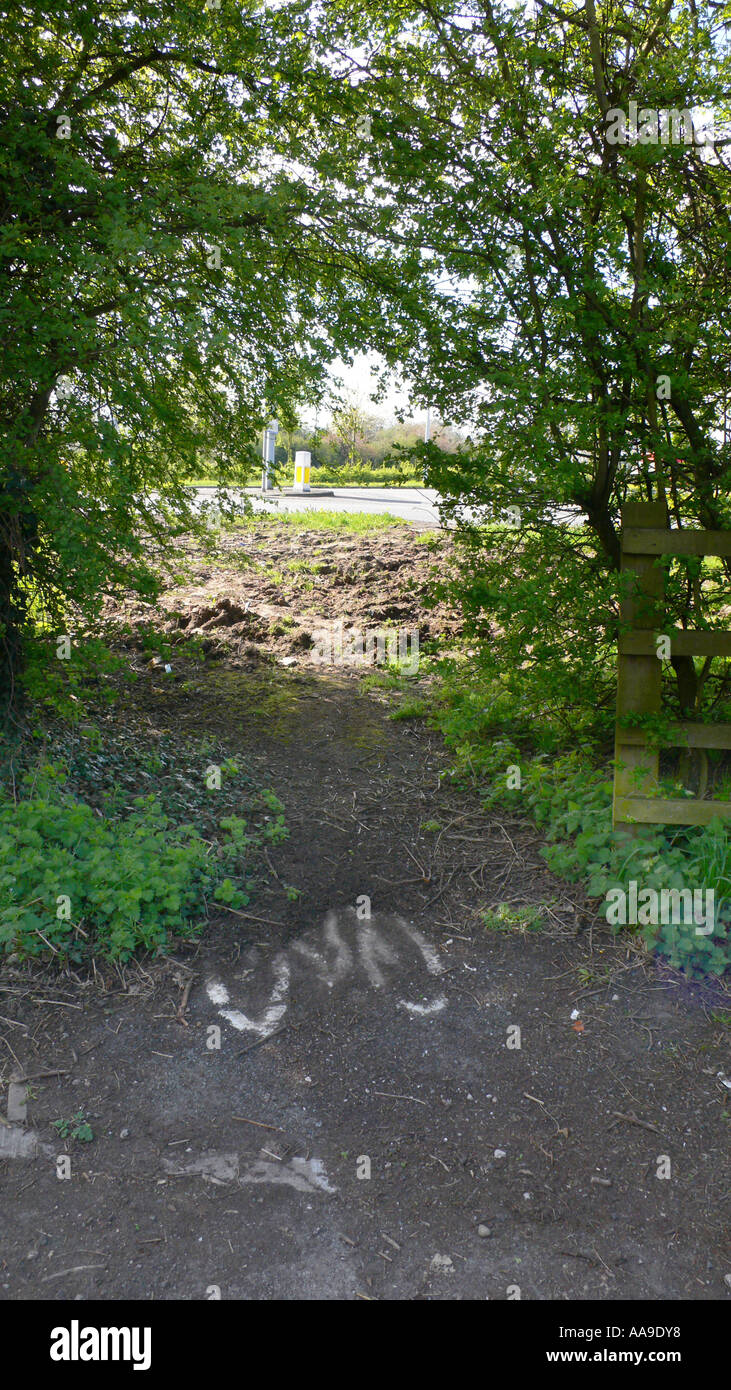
[374,1090,427,1106]
[232,1116,284,1132]
[609,1110,664,1136]
[41,1265,107,1282]
[217,905,285,928]
[235,1024,289,1057]
[176,973,198,1026]
[7,1067,69,1084]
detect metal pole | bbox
[261,419,278,491]
[423,409,432,486]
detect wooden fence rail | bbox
[612,500,731,830]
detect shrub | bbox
[0,787,271,963]
[422,660,731,978]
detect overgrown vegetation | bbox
[0,1,412,715]
[0,743,287,964]
[393,640,731,978]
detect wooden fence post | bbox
[612,505,731,829]
[612,500,668,833]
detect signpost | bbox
[261,419,278,491]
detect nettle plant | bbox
[430,703,730,977]
[0,776,287,963]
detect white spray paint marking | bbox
[324,910,354,979]
[162,1151,335,1194]
[398,995,448,1017]
[207,981,229,1007]
[291,911,353,988]
[357,921,399,988]
[395,919,445,976]
[288,1157,337,1193]
[163,1152,240,1184]
[0,1126,53,1160]
[291,939,330,979]
[240,1156,336,1194]
[206,955,290,1037]
[207,912,450,1032]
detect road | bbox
[191,486,581,530]
[193,486,444,527]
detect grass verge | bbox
[235,509,412,533]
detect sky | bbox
[303,352,428,430]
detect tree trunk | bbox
[0,479,40,719]
[0,529,26,718]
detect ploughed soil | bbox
[102,515,463,672]
[1,518,729,1302]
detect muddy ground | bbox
[1,518,729,1301]
[103,516,462,671]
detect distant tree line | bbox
[275,409,464,475]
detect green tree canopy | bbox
[0,0,396,711]
[303,0,731,720]
[4,0,731,727]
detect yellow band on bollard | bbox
[293,450,311,493]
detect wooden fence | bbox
[612,500,731,830]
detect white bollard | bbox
[293,450,311,493]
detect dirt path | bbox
[1,522,729,1301]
